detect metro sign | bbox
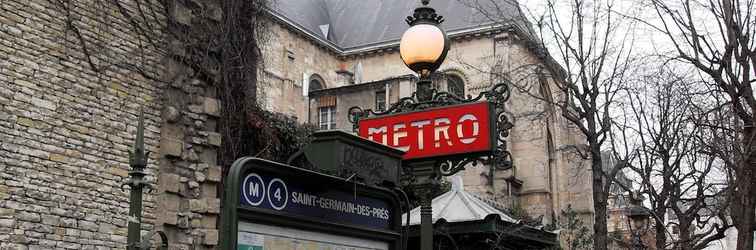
[358,102,496,160]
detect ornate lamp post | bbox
[399,0,449,102]
[398,1,449,250]
[349,1,514,249]
[626,192,651,250]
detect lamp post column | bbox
[416,77,433,102]
[420,199,433,250]
[398,1,449,249]
[410,160,439,250]
[126,110,149,250]
[126,169,146,250]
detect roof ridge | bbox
[270,0,536,50]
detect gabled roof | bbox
[403,175,519,225]
[269,0,532,51]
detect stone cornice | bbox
[308,75,415,97]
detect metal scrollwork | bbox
[348,81,515,176]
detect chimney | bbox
[336,62,354,85]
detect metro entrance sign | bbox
[219,157,402,250]
[358,102,496,160]
[238,168,392,230]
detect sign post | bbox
[349,82,515,250]
[220,157,402,250]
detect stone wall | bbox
[152,0,224,249]
[0,0,165,249]
[258,21,344,120]
[0,0,224,249]
[156,55,222,250]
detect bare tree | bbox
[456,0,640,248]
[620,68,733,249]
[638,0,756,248]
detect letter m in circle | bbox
[249,182,260,197]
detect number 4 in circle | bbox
[267,178,288,210]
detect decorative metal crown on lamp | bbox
[399,0,450,78]
[627,206,650,229]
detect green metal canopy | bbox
[403,176,558,249]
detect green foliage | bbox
[247,105,316,163]
[508,202,531,221]
[557,205,593,250]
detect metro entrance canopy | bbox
[403,176,558,249]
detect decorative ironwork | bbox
[348,81,514,177]
[125,109,168,250]
[406,0,445,26]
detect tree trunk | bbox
[655,211,666,249]
[734,184,754,250]
[591,147,608,250]
[735,125,755,250]
[679,222,693,250]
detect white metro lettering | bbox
[457,114,479,144]
[366,113,482,152]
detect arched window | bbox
[447,74,465,98]
[309,74,324,92]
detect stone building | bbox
[1,0,223,249]
[259,0,595,228]
[0,0,598,249]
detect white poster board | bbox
[238,221,389,250]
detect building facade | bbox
[0,0,597,249]
[258,0,595,227]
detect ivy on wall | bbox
[247,105,316,163]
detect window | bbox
[318,106,336,130]
[447,74,465,98]
[317,96,337,130]
[375,90,386,111]
[309,78,323,92]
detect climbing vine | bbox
[46,0,312,170]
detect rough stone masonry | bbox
[0,0,223,249]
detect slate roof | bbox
[269,0,532,51]
[402,175,520,225]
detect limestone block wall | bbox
[258,21,344,120]
[156,57,222,250]
[0,0,224,249]
[0,0,165,249]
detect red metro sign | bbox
[358,102,496,160]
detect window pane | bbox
[329,107,336,129]
[375,90,386,111]
[447,75,465,98]
[318,106,337,130]
[319,107,328,129]
[310,78,323,92]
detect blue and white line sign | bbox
[267,178,288,210]
[239,171,391,230]
[242,174,265,206]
